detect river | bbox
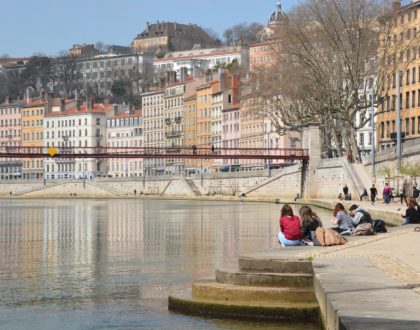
[0,199,331,329]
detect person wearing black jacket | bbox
[300,205,323,244]
[370,184,378,205]
[402,199,420,225]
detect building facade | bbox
[378,0,420,150]
[164,83,185,175]
[43,100,110,179]
[142,91,165,176]
[0,99,23,180]
[106,106,143,178]
[21,100,45,180]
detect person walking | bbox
[383,183,392,205]
[343,184,349,200]
[370,184,378,206]
[399,185,408,205]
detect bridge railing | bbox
[0,146,309,160]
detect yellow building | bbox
[378,0,420,150]
[196,80,214,169]
[21,100,45,180]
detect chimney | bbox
[60,99,65,112]
[146,22,150,32]
[392,1,401,13]
[128,104,134,114]
[219,68,225,91]
[205,70,213,83]
[25,88,32,104]
[5,96,10,105]
[87,98,94,110]
[47,93,54,112]
[113,105,119,116]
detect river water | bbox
[0,199,331,329]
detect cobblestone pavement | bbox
[298,226,420,295]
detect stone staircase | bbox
[168,256,319,322]
[185,178,202,196]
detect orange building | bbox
[21,100,46,180]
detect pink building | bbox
[222,105,240,167]
[0,98,23,180]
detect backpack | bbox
[357,210,373,225]
[353,223,375,236]
[373,219,387,233]
[315,227,347,246]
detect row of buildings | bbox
[0,65,295,180]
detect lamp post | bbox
[370,79,376,179]
[397,70,402,173]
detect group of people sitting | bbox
[278,203,383,247]
[278,197,420,247]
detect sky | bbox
[0,0,296,58]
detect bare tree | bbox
[247,0,410,159]
[223,22,265,46]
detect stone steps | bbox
[216,269,313,288]
[192,281,317,303]
[168,291,319,321]
[168,256,320,322]
[239,256,313,274]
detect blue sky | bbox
[0,0,295,57]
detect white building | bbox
[357,78,377,160]
[56,53,154,97]
[164,83,185,175]
[43,100,111,179]
[154,45,249,79]
[142,91,165,176]
[106,106,144,178]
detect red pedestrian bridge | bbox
[0,146,310,161]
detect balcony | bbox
[165,118,171,125]
[165,131,182,138]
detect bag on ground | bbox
[373,219,387,233]
[315,227,347,246]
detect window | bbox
[359,133,364,146]
[406,92,410,109]
[412,117,416,135]
[406,118,410,135]
[96,118,100,125]
[413,91,416,108]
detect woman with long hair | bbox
[401,198,420,225]
[299,205,323,244]
[278,204,303,247]
[331,203,354,235]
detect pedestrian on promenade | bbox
[399,185,408,205]
[401,199,420,225]
[413,186,420,204]
[331,203,354,235]
[278,204,303,247]
[300,205,323,245]
[383,183,392,205]
[347,151,353,163]
[360,188,369,201]
[343,184,349,200]
[370,184,378,205]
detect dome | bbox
[269,1,287,25]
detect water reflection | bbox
[0,199,326,329]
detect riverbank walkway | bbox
[246,199,420,329]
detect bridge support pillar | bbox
[301,123,321,199]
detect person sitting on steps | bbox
[349,204,372,226]
[278,204,303,247]
[300,205,323,245]
[331,203,354,235]
[401,198,420,225]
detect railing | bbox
[0,146,310,160]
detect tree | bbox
[22,56,53,94]
[223,22,264,46]
[54,55,80,98]
[247,0,409,160]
